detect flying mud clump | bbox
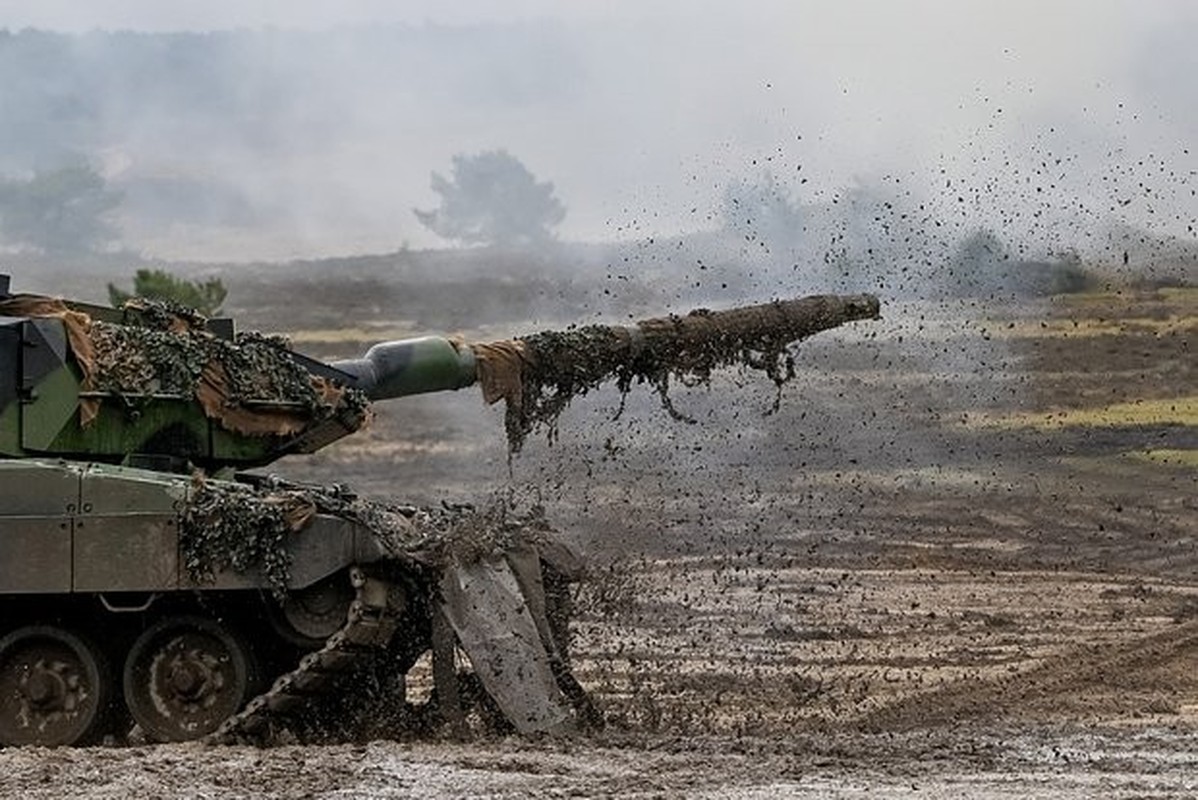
[471,293,881,450]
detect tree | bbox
[414,150,566,247]
[945,228,1010,296]
[108,268,228,316]
[0,164,122,254]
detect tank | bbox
[0,273,879,746]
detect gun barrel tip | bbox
[847,294,882,320]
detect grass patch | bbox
[1125,449,1198,468]
[964,396,1198,430]
[1054,289,1141,306]
[986,285,1198,340]
[1053,286,1198,306]
[1160,286,1198,303]
[1049,286,1198,316]
[1002,317,1197,338]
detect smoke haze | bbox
[0,0,1195,269]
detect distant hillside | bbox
[0,25,588,257]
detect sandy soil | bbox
[2,280,1195,797]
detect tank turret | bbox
[0,273,879,747]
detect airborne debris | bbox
[472,293,881,450]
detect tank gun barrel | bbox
[332,293,879,449]
[526,292,882,376]
[627,292,880,351]
[332,293,879,403]
[331,336,478,401]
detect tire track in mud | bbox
[857,618,1198,732]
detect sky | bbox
[0,0,1195,260]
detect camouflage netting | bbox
[0,293,370,435]
[180,479,317,590]
[178,477,560,594]
[472,294,881,451]
[89,300,370,436]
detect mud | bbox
[480,293,878,450]
[2,726,1195,797]
[2,280,1195,796]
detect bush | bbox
[107,268,227,316]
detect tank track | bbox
[208,566,403,744]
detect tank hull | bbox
[0,459,387,593]
[0,459,419,745]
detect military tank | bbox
[0,272,879,747]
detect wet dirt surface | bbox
[2,727,1197,798]
[3,280,1195,796]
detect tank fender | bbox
[195,512,387,592]
[285,513,388,589]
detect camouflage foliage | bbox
[90,299,370,426]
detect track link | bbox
[208,567,403,744]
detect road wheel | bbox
[0,625,114,746]
[269,572,355,649]
[123,615,252,742]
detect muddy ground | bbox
[3,272,1196,797]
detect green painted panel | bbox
[0,460,81,516]
[0,518,72,593]
[73,514,179,592]
[209,420,280,463]
[0,400,20,455]
[40,397,276,466]
[44,399,207,457]
[81,463,188,514]
[20,364,79,451]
